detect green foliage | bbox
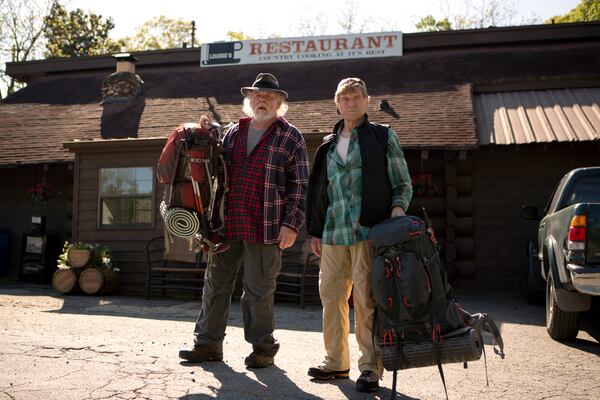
[545,0,600,23]
[43,2,123,58]
[122,16,193,51]
[57,241,70,269]
[415,15,453,32]
[57,241,118,271]
[226,31,254,41]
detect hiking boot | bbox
[307,365,350,380]
[244,348,274,369]
[178,344,223,363]
[356,370,379,392]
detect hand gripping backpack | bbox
[157,122,229,255]
[368,213,505,400]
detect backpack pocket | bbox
[373,249,432,323]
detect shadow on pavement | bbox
[178,362,322,400]
[559,309,600,354]
[0,281,324,332]
[310,377,421,400]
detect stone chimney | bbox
[101,53,144,104]
[115,53,137,73]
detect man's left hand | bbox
[391,206,406,217]
[278,226,297,249]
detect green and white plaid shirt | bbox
[322,126,412,246]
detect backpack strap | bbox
[429,321,449,400]
[472,313,505,359]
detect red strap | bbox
[383,330,393,346]
[403,296,411,308]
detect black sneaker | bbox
[356,370,379,392]
[244,348,274,369]
[178,344,223,363]
[308,365,350,380]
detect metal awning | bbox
[475,87,600,145]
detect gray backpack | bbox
[368,214,505,399]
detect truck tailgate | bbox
[587,205,600,264]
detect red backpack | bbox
[157,122,228,253]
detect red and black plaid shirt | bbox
[221,117,308,244]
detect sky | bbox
[66,0,582,42]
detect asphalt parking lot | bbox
[0,282,598,400]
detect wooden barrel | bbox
[79,268,119,295]
[67,249,91,268]
[52,269,80,294]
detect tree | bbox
[0,0,52,98]
[226,31,254,41]
[415,15,453,32]
[293,9,329,36]
[43,2,123,58]
[122,16,194,51]
[546,0,600,23]
[414,0,540,32]
[337,0,373,33]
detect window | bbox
[565,174,600,207]
[99,167,153,226]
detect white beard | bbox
[253,110,277,122]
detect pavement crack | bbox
[1,391,16,400]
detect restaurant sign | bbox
[200,32,402,67]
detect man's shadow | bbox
[310,377,420,400]
[179,361,322,399]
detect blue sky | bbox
[68,0,582,42]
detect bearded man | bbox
[179,73,309,368]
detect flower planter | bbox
[67,249,91,268]
[79,268,119,294]
[52,269,81,294]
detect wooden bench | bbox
[276,250,320,308]
[145,236,206,299]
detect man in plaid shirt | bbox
[306,78,412,392]
[179,73,309,368]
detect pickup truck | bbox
[522,167,600,340]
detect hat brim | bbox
[241,87,288,99]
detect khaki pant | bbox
[319,240,383,376]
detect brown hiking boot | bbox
[307,365,350,380]
[244,348,274,369]
[178,344,223,363]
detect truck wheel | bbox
[546,273,580,340]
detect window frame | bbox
[97,165,156,229]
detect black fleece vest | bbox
[356,119,391,226]
[306,115,391,237]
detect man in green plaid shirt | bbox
[306,78,412,393]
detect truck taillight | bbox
[568,215,586,250]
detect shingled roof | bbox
[4,22,599,166]
[0,78,475,166]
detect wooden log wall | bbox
[444,151,475,280]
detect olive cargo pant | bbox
[193,241,281,356]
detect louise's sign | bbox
[200,32,402,67]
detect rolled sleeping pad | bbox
[381,327,482,371]
[160,202,200,239]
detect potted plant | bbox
[67,242,93,268]
[79,244,119,294]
